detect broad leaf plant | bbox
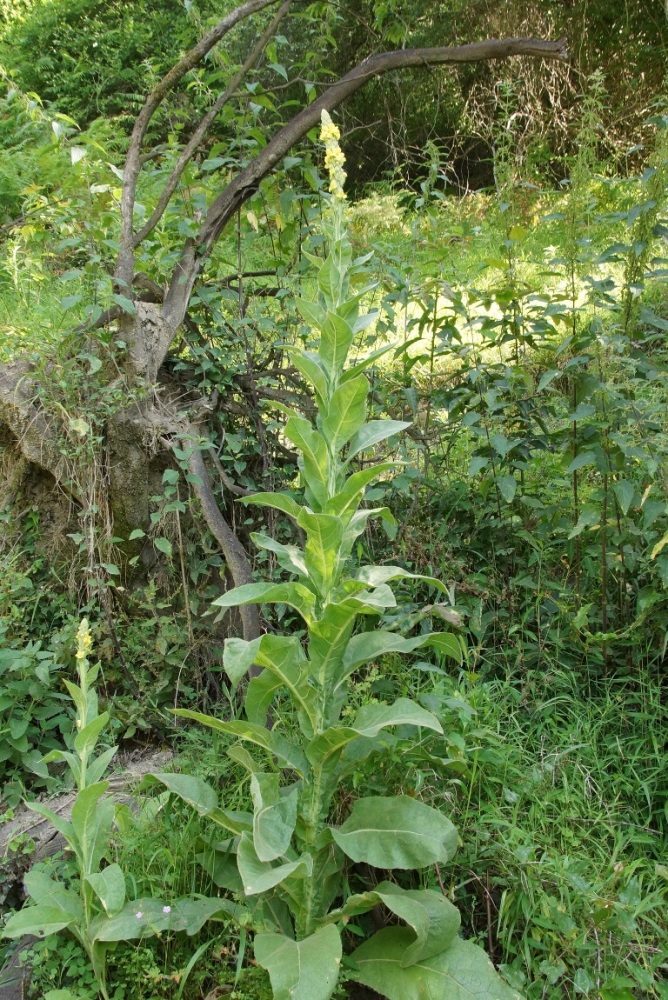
[3,619,235,1000]
[152,113,521,1000]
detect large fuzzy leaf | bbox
[213,582,316,626]
[347,420,411,461]
[326,462,397,517]
[328,882,460,966]
[321,375,368,453]
[2,904,77,939]
[298,510,343,597]
[340,630,462,683]
[70,782,114,874]
[251,533,308,578]
[355,565,447,594]
[236,833,312,895]
[284,416,330,508]
[91,896,238,942]
[172,714,307,776]
[241,491,305,521]
[251,773,298,862]
[22,870,82,921]
[254,924,342,1000]
[331,796,458,869]
[86,863,126,916]
[306,699,442,768]
[320,311,354,378]
[349,927,521,1000]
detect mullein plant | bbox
[2,619,235,1000]
[152,112,521,1000]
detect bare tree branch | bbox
[162,35,568,328]
[133,0,292,249]
[183,440,262,645]
[115,0,282,290]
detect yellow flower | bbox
[320,110,347,201]
[76,617,92,661]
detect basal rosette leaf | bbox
[327,882,460,967]
[255,924,342,1000]
[331,796,458,869]
[348,927,522,1000]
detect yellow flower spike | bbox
[76,617,92,661]
[320,110,347,201]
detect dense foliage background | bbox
[0,2,667,999]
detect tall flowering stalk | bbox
[153,111,521,1000]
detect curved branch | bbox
[183,441,262,645]
[162,35,568,327]
[133,0,292,249]
[115,0,282,289]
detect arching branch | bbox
[115,0,282,289]
[161,35,568,329]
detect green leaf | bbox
[318,311,354,378]
[613,479,634,516]
[23,871,82,921]
[91,896,237,942]
[298,511,343,596]
[331,796,458,869]
[213,582,315,625]
[326,463,397,516]
[111,293,136,316]
[86,745,119,785]
[86,863,126,916]
[149,772,219,816]
[330,883,460,966]
[173,713,307,776]
[347,420,411,461]
[252,533,308,577]
[341,630,461,679]
[497,475,517,504]
[355,565,447,594]
[322,375,368,452]
[154,537,173,557]
[567,451,596,473]
[236,833,312,895]
[73,712,109,756]
[251,773,298,862]
[296,299,327,331]
[254,924,342,1000]
[349,928,521,1000]
[245,671,283,726]
[306,699,442,768]
[26,801,76,847]
[2,904,76,939]
[284,416,330,507]
[340,344,394,382]
[70,782,114,873]
[224,636,263,687]
[242,492,305,521]
[286,348,329,406]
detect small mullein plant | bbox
[151,112,521,1000]
[3,619,234,1000]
